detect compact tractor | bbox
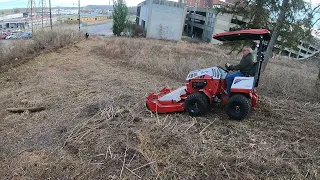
[146,29,271,120]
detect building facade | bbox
[184,7,319,60]
[179,0,237,8]
[136,0,187,41]
[184,7,239,43]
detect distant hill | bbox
[83,5,137,14]
[85,5,112,10]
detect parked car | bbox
[5,33,16,40]
[20,32,32,39]
[0,33,9,39]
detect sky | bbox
[0,0,157,9]
[0,0,320,10]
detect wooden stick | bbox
[132,161,156,172]
[6,106,45,113]
[222,164,231,179]
[120,147,128,179]
[199,120,215,135]
[125,167,141,179]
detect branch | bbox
[6,107,46,113]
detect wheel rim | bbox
[234,105,241,114]
[190,102,198,112]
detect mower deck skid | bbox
[146,86,187,113]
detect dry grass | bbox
[93,37,320,102]
[0,37,319,179]
[0,29,82,72]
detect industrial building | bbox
[274,40,319,60]
[179,0,237,8]
[134,0,319,59]
[57,13,108,24]
[183,7,319,59]
[184,7,235,43]
[0,20,27,31]
[136,0,187,41]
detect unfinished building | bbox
[136,0,187,41]
[184,7,319,59]
[179,0,237,8]
[184,7,238,43]
[274,41,319,60]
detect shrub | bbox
[0,30,82,71]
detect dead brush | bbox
[63,97,137,152]
[94,37,320,102]
[0,30,82,72]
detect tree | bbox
[112,0,128,36]
[215,0,314,70]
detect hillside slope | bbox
[0,38,319,179]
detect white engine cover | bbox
[158,86,187,102]
[231,77,255,90]
[186,66,227,80]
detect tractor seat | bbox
[245,62,259,77]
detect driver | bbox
[225,46,254,95]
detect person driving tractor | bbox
[225,46,255,95]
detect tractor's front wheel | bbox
[226,94,251,120]
[184,92,209,116]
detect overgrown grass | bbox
[94,37,319,102]
[0,29,82,71]
[1,38,319,179]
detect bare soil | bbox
[0,38,319,179]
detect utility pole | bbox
[31,0,33,32]
[27,0,36,33]
[38,0,47,29]
[108,0,110,16]
[78,0,80,32]
[49,0,52,30]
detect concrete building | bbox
[274,40,320,60]
[179,0,237,8]
[136,0,187,41]
[0,13,24,21]
[0,20,26,31]
[184,7,319,59]
[57,13,108,24]
[185,7,236,43]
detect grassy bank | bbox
[93,37,319,102]
[0,30,82,72]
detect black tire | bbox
[146,102,150,111]
[184,92,209,116]
[226,94,251,120]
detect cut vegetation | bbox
[0,37,319,179]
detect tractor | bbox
[145,29,271,120]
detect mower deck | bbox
[146,86,187,113]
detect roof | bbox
[213,29,271,41]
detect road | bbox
[0,21,114,46]
[0,21,114,45]
[81,22,113,36]
[57,21,114,36]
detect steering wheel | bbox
[217,66,229,73]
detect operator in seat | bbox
[225,46,254,95]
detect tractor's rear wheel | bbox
[184,92,209,116]
[226,94,251,120]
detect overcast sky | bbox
[0,0,320,10]
[0,0,142,9]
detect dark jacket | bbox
[230,53,254,74]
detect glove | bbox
[225,63,231,70]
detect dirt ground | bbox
[0,38,319,179]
